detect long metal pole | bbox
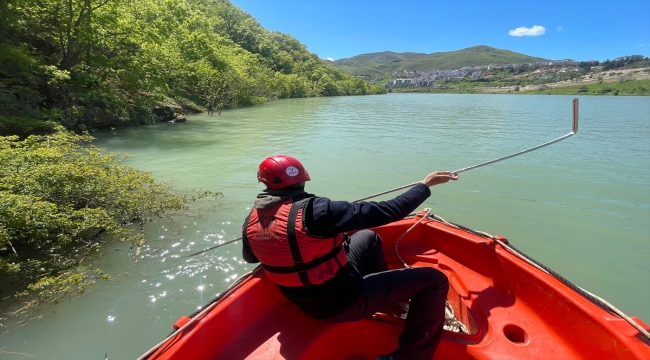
[355,98,578,202]
[453,98,578,173]
[187,99,579,257]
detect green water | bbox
[1,94,649,359]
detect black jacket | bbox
[242,183,431,319]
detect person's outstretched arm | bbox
[308,171,458,237]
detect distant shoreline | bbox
[389,78,650,96]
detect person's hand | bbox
[420,171,459,187]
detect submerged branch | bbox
[0,347,34,358]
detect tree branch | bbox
[7,240,17,255]
[91,0,112,12]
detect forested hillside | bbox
[0,0,385,136]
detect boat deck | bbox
[148,216,650,359]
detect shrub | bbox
[0,130,217,307]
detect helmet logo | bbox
[286,166,299,177]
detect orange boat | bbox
[140,210,650,359]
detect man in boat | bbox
[242,155,458,360]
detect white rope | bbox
[431,214,460,229]
[395,208,431,269]
[578,287,650,339]
[394,209,469,334]
[443,301,470,334]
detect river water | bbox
[1,94,649,359]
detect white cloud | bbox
[326,57,334,61]
[509,25,546,37]
[557,26,563,32]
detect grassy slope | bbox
[332,51,427,78]
[390,79,650,96]
[333,46,549,78]
[333,51,427,66]
[523,79,650,95]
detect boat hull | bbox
[143,212,650,359]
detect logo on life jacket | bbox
[259,214,275,230]
[254,213,280,241]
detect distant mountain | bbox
[331,45,549,80]
[331,51,426,77]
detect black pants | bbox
[326,230,449,360]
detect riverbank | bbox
[0,131,219,322]
[522,79,650,95]
[389,65,650,96]
[391,78,650,96]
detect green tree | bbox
[1,0,385,137]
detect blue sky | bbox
[231,0,650,62]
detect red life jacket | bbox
[244,197,347,287]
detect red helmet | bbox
[257,155,311,189]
